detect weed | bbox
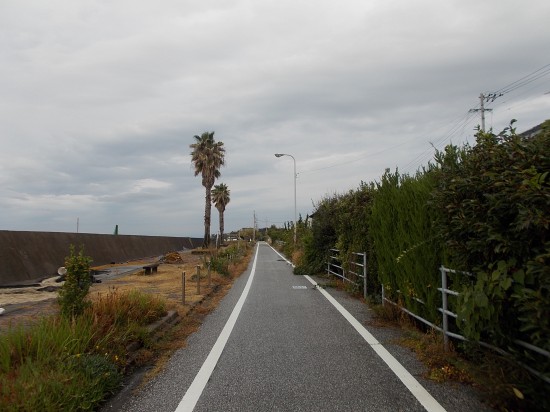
[0,289,167,410]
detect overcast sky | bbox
[1,1,549,238]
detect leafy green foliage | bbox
[333,183,378,293]
[432,121,550,364]
[58,245,93,319]
[369,168,444,320]
[293,196,338,276]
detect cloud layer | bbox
[1,1,549,236]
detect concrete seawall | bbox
[0,230,202,286]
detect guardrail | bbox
[382,265,550,384]
[327,249,367,299]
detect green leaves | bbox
[434,120,550,370]
[58,245,93,319]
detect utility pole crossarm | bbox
[469,92,494,132]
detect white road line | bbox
[270,245,446,412]
[303,274,447,412]
[174,244,260,412]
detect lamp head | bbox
[274,153,284,157]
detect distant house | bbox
[520,122,544,138]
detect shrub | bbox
[432,121,550,395]
[369,168,444,321]
[58,245,93,319]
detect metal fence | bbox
[327,249,367,299]
[382,265,550,384]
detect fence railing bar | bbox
[326,249,364,290]
[437,287,460,296]
[441,267,474,277]
[383,297,442,332]
[514,340,550,359]
[437,308,458,318]
[396,289,426,305]
[384,266,550,385]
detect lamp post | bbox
[274,153,297,244]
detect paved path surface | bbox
[105,242,492,412]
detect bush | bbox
[369,168,444,321]
[58,245,93,319]
[432,121,550,395]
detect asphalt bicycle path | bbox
[107,242,492,412]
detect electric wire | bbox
[294,63,549,178]
[491,63,550,96]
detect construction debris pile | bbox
[162,252,184,264]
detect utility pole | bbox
[253,210,256,242]
[469,92,501,132]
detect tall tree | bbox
[190,131,225,247]
[212,183,231,247]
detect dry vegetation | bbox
[0,246,254,383]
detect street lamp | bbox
[274,153,297,244]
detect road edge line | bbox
[174,243,260,412]
[303,274,446,412]
[268,244,445,412]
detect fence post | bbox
[208,260,212,287]
[441,266,449,352]
[182,272,186,305]
[363,252,367,300]
[196,265,201,295]
[381,284,385,306]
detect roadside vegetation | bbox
[0,242,254,411]
[269,119,550,411]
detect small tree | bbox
[58,245,93,318]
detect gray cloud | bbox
[1,0,549,236]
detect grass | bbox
[0,245,255,411]
[134,244,255,385]
[0,289,167,411]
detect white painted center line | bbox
[174,244,260,412]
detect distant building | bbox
[520,122,545,138]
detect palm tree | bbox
[212,183,230,247]
[190,131,225,248]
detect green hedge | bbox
[369,168,443,321]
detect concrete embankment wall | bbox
[0,230,202,286]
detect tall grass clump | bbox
[0,289,168,411]
[0,315,119,411]
[210,242,251,277]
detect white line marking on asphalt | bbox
[303,274,446,412]
[270,245,446,412]
[174,244,260,412]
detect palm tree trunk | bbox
[204,187,212,248]
[219,209,224,246]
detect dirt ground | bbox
[0,250,227,331]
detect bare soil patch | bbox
[0,250,232,331]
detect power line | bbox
[297,64,549,177]
[492,63,550,96]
